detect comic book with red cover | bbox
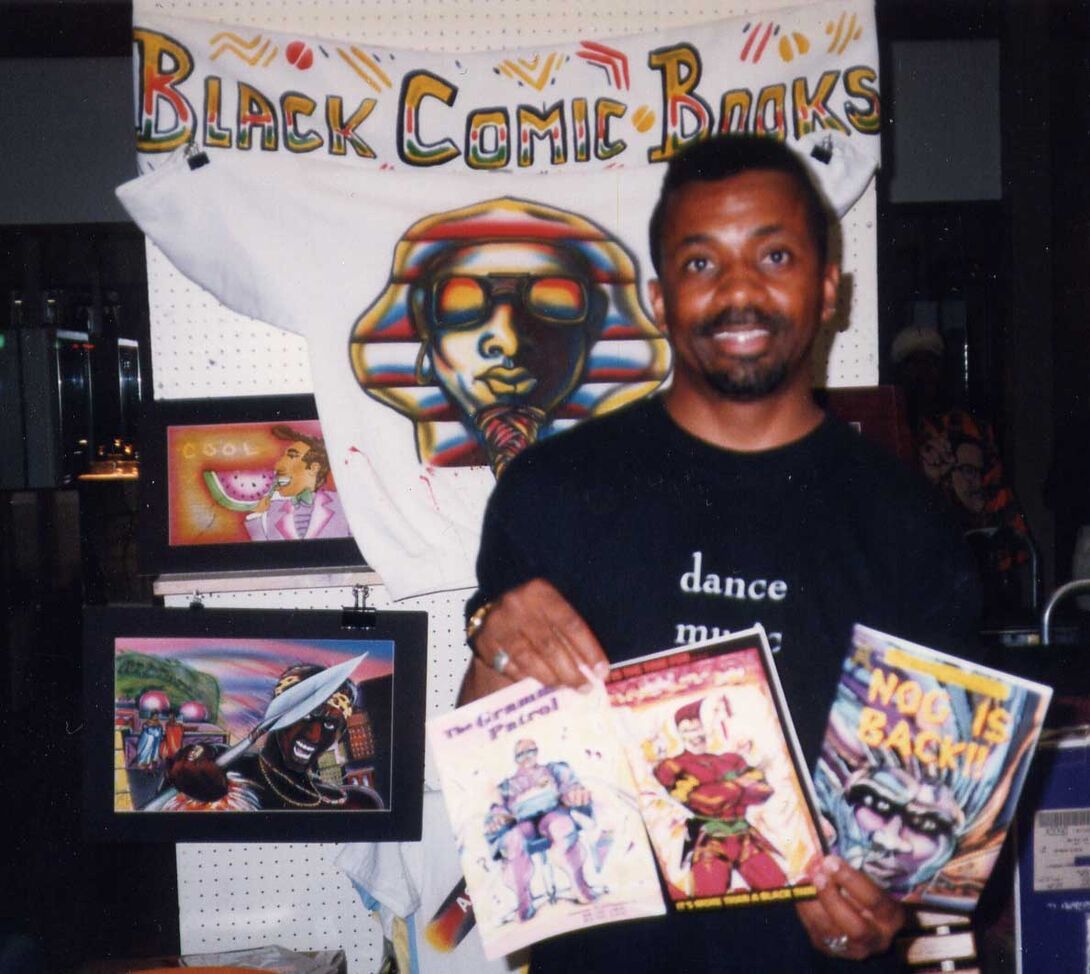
[813,623,1052,911]
[606,625,825,911]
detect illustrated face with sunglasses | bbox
[412,242,605,420]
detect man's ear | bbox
[820,264,841,324]
[648,279,668,333]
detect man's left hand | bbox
[796,855,906,961]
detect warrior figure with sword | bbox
[152,656,384,811]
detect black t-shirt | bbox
[472,396,981,973]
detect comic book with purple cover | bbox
[427,680,664,960]
[606,625,825,911]
[813,623,1052,911]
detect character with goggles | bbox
[350,198,671,476]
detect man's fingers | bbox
[820,857,905,930]
[475,579,607,690]
[812,881,872,943]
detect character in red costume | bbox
[653,699,786,896]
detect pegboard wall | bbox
[143,0,882,970]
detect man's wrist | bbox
[465,600,495,650]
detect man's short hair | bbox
[648,134,830,275]
[271,425,330,488]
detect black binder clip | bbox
[342,584,377,630]
[189,591,205,611]
[809,134,834,166]
[185,140,210,171]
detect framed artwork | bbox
[139,395,368,575]
[83,606,427,842]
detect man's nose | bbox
[716,258,764,305]
[479,303,520,360]
[303,720,324,743]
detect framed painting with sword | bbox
[83,606,426,841]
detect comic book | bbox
[813,623,1053,912]
[606,625,826,911]
[427,680,665,960]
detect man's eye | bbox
[763,248,791,267]
[682,256,711,273]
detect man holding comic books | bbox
[459,135,980,972]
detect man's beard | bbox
[695,306,792,402]
[475,404,548,477]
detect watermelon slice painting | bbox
[203,470,278,512]
[167,418,340,547]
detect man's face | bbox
[274,703,345,773]
[649,171,838,404]
[418,242,597,418]
[845,768,958,891]
[274,440,318,497]
[677,717,708,754]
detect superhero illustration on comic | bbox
[166,419,352,546]
[814,624,1051,911]
[114,637,393,813]
[428,680,664,959]
[607,626,825,910]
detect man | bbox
[460,135,979,970]
[349,198,670,476]
[244,425,350,541]
[163,663,383,811]
[653,699,786,897]
[485,738,598,921]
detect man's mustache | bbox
[696,306,790,338]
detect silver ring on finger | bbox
[491,648,511,674]
[822,934,850,954]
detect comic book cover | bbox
[814,623,1053,912]
[606,625,825,911]
[427,680,665,959]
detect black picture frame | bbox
[138,395,369,576]
[83,605,427,842]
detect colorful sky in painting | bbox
[115,637,394,741]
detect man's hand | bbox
[459,579,609,704]
[796,855,906,961]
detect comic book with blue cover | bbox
[814,623,1052,912]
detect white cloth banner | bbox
[123,1,881,598]
[133,1,880,210]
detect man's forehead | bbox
[432,241,580,276]
[662,170,812,235]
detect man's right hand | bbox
[459,579,609,704]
